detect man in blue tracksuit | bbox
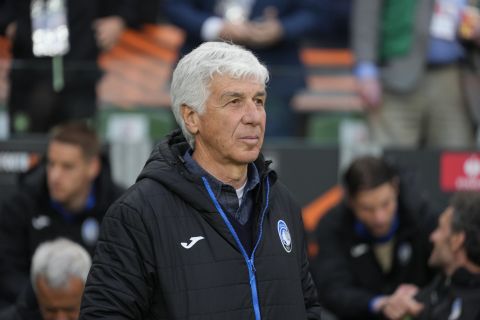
[79,41,322,319]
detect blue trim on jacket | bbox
[202,175,270,320]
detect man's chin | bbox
[50,192,67,204]
[427,256,439,268]
[237,152,261,164]
[372,228,391,239]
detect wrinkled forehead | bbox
[208,71,266,85]
[205,74,267,100]
[206,68,267,86]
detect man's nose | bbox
[373,208,389,224]
[242,100,263,124]
[53,311,69,320]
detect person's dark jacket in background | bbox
[164,0,321,137]
[165,0,318,94]
[0,283,42,320]
[310,174,438,319]
[80,130,322,319]
[0,0,9,35]
[0,155,124,310]
[309,0,352,48]
[415,268,480,320]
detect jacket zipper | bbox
[202,176,270,320]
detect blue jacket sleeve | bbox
[165,0,323,42]
[278,0,320,41]
[164,0,213,40]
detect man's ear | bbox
[181,104,199,135]
[451,231,465,253]
[345,189,355,209]
[391,176,400,196]
[88,156,101,181]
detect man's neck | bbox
[192,152,248,190]
[446,252,480,276]
[463,260,480,275]
[65,199,88,213]
[64,188,92,213]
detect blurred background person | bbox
[352,0,478,148]
[0,121,123,310]
[310,155,439,319]
[0,0,140,134]
[383,191,480,320]
[164,0,322,138]
[309,0,352,48]
[0,238,92,320]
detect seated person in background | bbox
[384,191,480,320]
[0,237,92,320]
[310,155,439,319]
[0,121,123,310]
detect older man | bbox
[80,41,322,319]
[1,238,92,320]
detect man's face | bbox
[189,74,266,167]
[47,141,98,208]
[349,182,398,238]
[429,207,456,269]
[35,276,84,320]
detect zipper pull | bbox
[248,258,256,273]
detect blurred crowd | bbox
[0,0,479,148]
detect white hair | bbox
[31,238,92,292]
[170,41,269,148]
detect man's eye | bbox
[255,98,265,106]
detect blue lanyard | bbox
[202,176,270,320]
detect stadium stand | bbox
[1,24,365,141]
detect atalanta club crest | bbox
[277,220,292,253]
[81,217,99,246]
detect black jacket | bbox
[0,155,124,309]
[310,180,438,319]
[415,268,480,320]
[0,283,42,320]
[80,130,322,320]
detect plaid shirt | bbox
[183,150,260,225]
